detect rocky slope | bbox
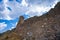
[0,2,60,40]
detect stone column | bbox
[16,16,24,33]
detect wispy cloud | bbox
[0,22,7,30]
[9,22,17,30]
[0,0,60,20]
[0,0,60,33]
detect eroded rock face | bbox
[15,2,60,40]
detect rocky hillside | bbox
[0,2,60,40]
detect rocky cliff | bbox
[0,2,60,40]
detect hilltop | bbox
[0,2,60,40]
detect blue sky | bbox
[0,0,60,33]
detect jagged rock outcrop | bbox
[0,2,60,40]
[16,16,24,33]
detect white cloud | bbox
[0,22,7,30]
[21,0,28,6]
[9,22,17,30]
[26,0,57,7]
[25,5,51,17]
[9,27,15,30]
[0,0,59,20]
